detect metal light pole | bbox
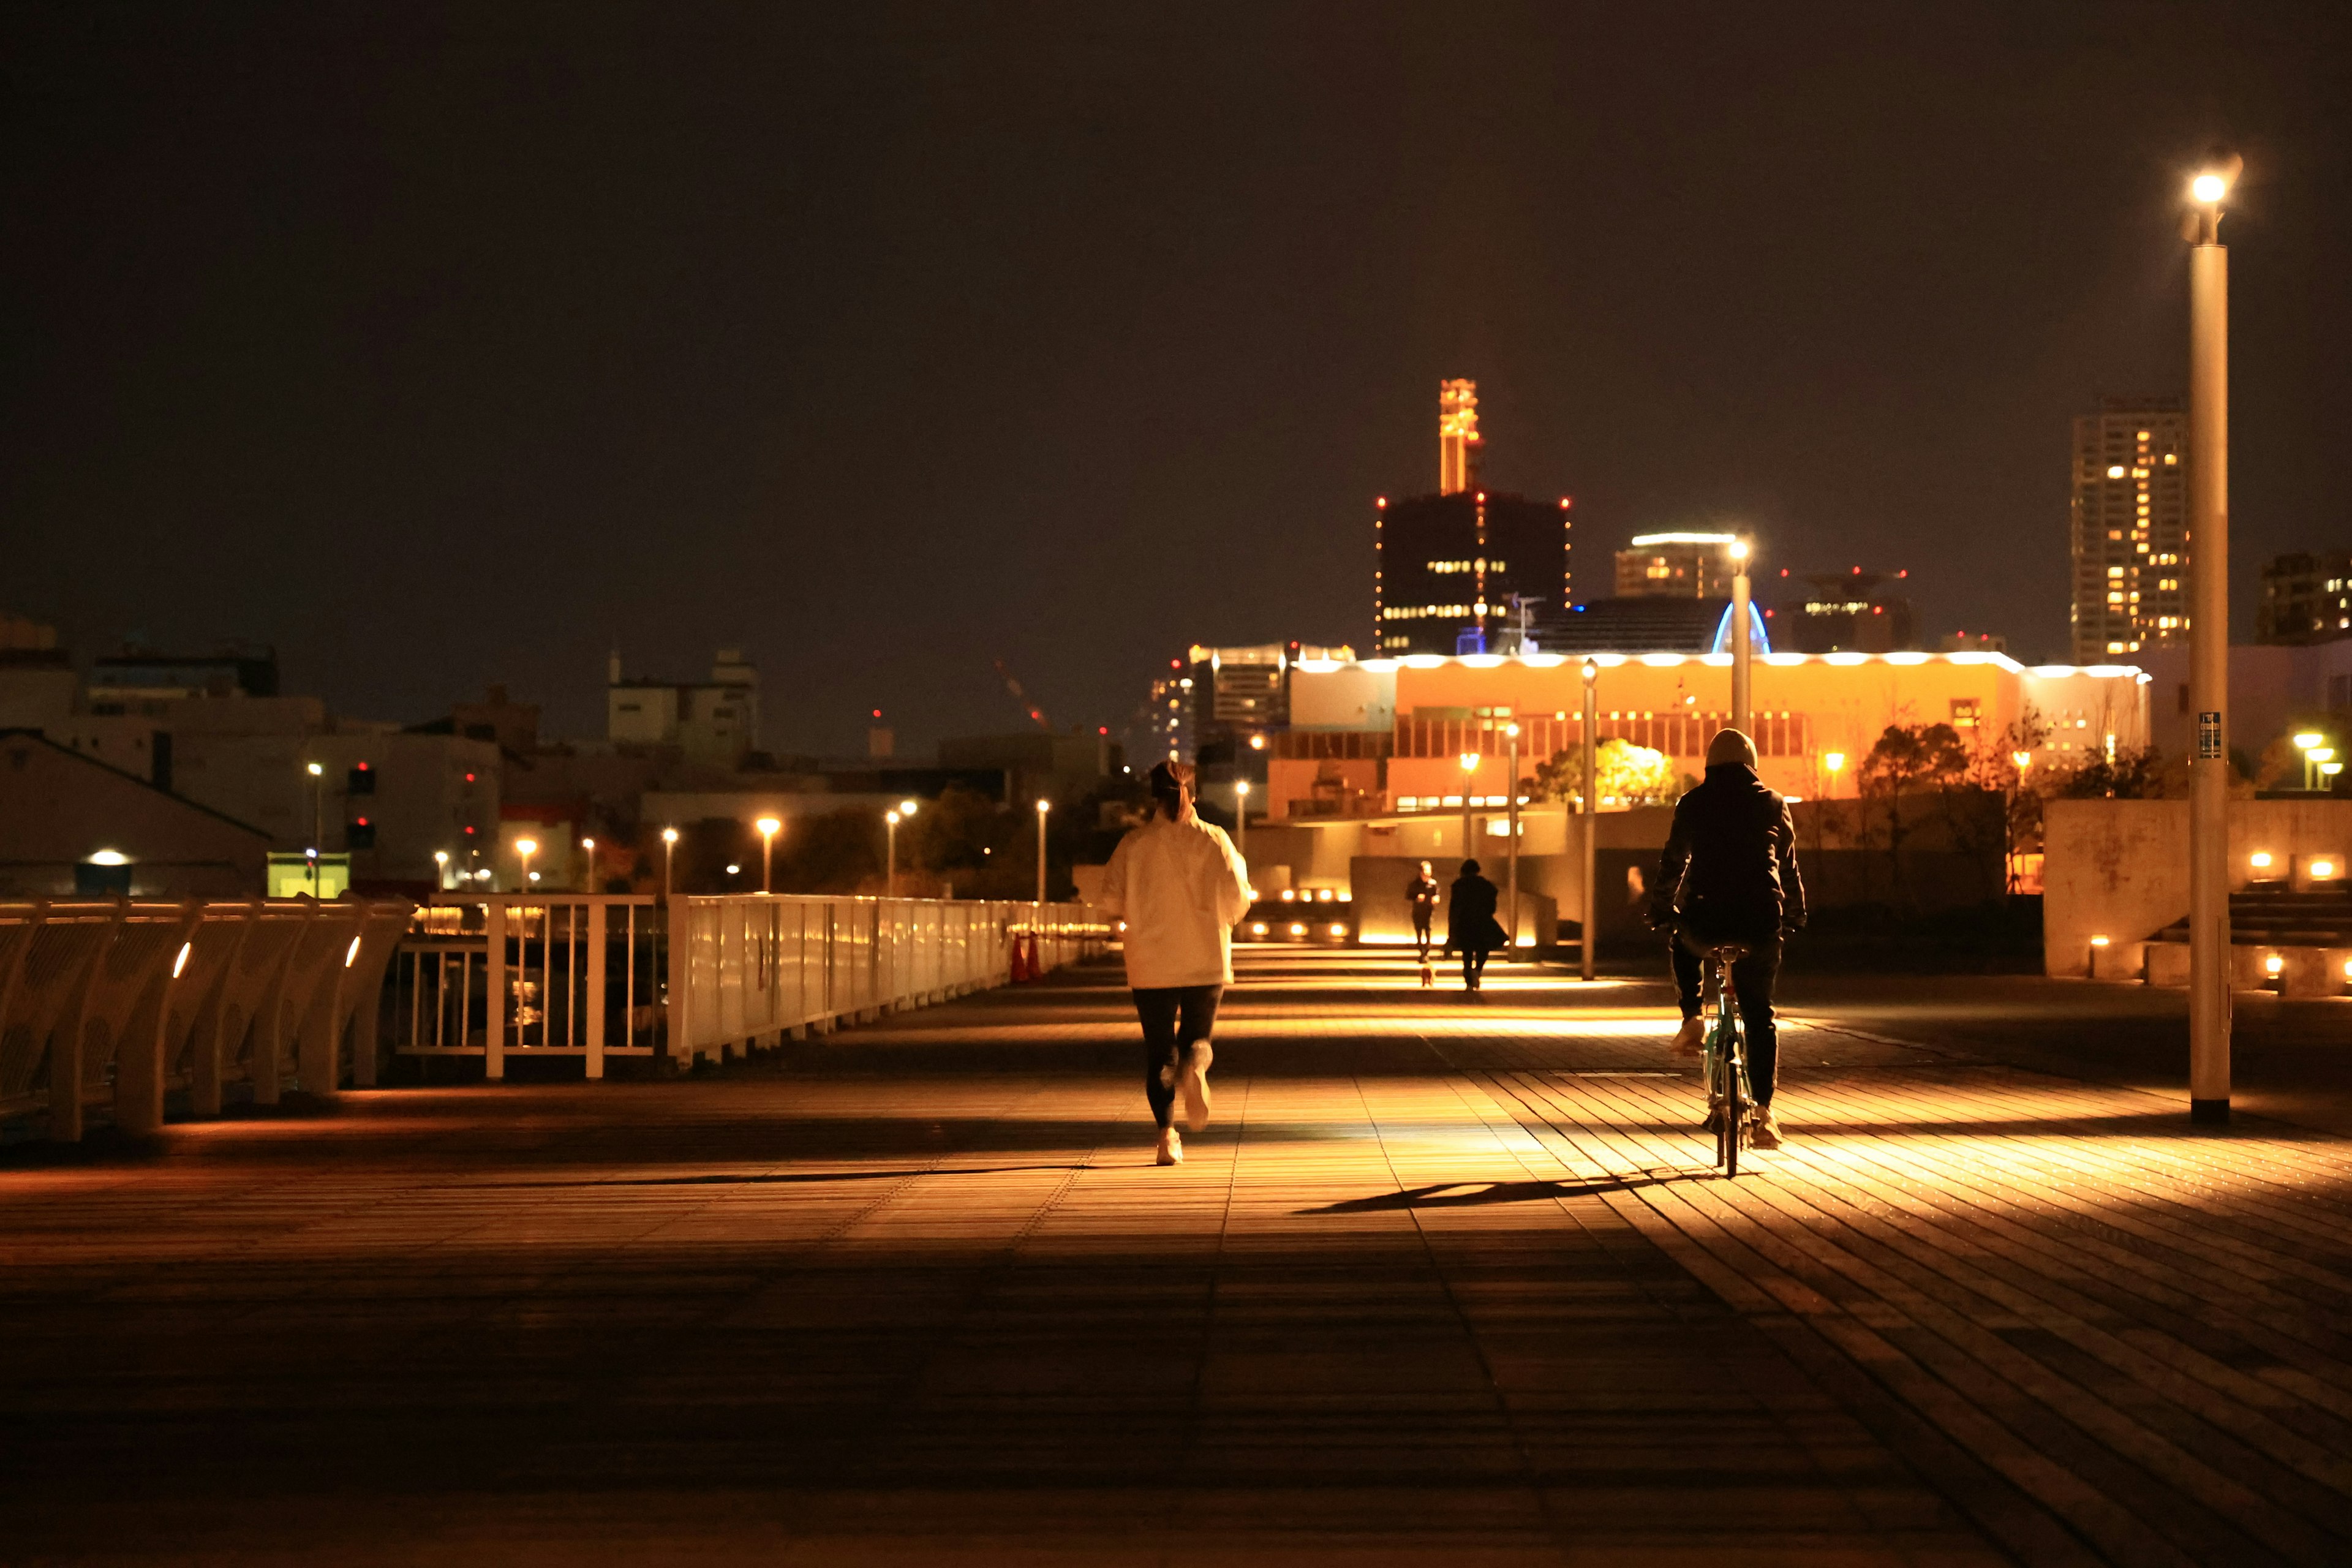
[1580,660,1598,982]
[1035,799,1050,908]
[516,837,537,895]
[756,816,781,894]
[884,810,901,895]
[305,761,324,896]
[1234,780,1250,867]
[1730,538,1752,734]
[2187,154,2240,1126]
[1458,751,1481,863]
[581,836,597,894]
[1504,723,1521,953]
[661,826,679,897]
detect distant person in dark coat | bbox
[1649,728,1806,1148]
[1446,858,1506,993]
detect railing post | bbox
[586,899,607,1080]
[49,904,127,1142]
[484,900,507,1081]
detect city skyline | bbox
[7,4,2350,756]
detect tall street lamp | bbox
[1504,722,1521,954]
[661,826,679,897]
[1823,751,1847,797]
[1234,780,1250,866]
[515,837,538,894]
[433,849,450,890]
[1034,799,1050,909]
[580,836,597,894]
[2187,151,2241,1126]
[1580,660,1599,983]
[1457,752,1480,860]
[755,816,782,894]
[305,760,325,896]
[1730,538,1753,735]
[884,810,902,896]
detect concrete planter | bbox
[2089,941,2147,982]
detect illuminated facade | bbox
[1266,650,2150,818]
[2255,552,2352,646]
[2070,399,2188,663]
[1767,568,1918,653]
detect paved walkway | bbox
[5,951,2351,1564]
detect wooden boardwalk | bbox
[3,950,2348,1564]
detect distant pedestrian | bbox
[1407,860,1441,963]
[1446,858,1506,993]
[1096,761,1253,1166]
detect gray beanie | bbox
[1705,728,1758,769]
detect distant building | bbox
[940,730,1118,806]
[2070,398,2188,662]
[450,684,541,754]
[1148,642,1354,780]
[89,644,280,703]
[607,649,760,765]
[1940,631,2008,654]
[2255,552,2352,645]
[1373,380,1573,656]
[1613,533,1741,600]
[0,730,270,897]
[1766,569,1918,654]
[1540,597,1756,655]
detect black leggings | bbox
[1132,984,1222,1129]
[1460,948,1491,987]
[1670,932,1781,1106]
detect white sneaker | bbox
[1156,1126,1184,1166]
[1178,1042,1213,1132]
[1672,1018,1703,1057]
[1751,1107,1783,1150]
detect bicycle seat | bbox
[1706,942,1751,962]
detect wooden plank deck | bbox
[2,949,2346,1563]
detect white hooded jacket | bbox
[1095,812,1253,989]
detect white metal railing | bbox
[392,894,1108,1077]
[669,896,1107,1065]
[393,895,664,1079]
[0,897,411,1142]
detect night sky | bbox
[8,2,2350,756]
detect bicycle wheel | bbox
[1723,1039,1743,1179]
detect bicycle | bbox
[1698,941,1755,1177]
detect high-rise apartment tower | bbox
[2070,399,2188,662]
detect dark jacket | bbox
[1408,875,1440,916]
[1446,872,1506,954]
[1651,763,1806,940]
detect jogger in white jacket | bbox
[1095,761,1252,1166]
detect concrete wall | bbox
[2042,797,2352,976]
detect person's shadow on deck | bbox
[1300,1170,1694,1213]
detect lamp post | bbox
[884,810,902,896]
[581,836,596,894]
[1234,780,1250,866]
[755,816,782,894]
[434,849,450,891]
[1035,799,1050,909]
[1504,722,1521,953]
[2294,731,2324,791]
[515,837,538,895]
[305,761,325,896]
[1580,660,1598,982]
[1730,538,1753,735]
[2187,153,2240,1126]
[2007,752,2033,894]
[661,826,679,897]
[1458,752,1480,859]
[1823,751,1846,797]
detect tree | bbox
[1529,739,1684,808]
[1859,722,1970,795]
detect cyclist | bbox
[1651,728,1804,1148]
[1407,861,1441,962]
